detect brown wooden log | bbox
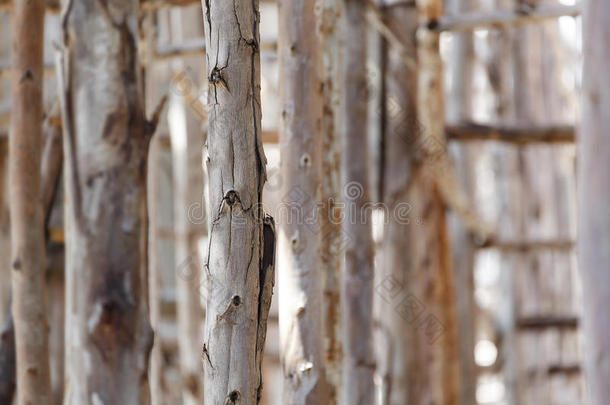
[446,123,575,144]
[9,0,51,403]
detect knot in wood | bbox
[224,189,240,207]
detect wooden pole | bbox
[341,0,375,404]
[9,0,51,403]
[200,0,276,403]
[278,0,330,402]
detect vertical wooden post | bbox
[201,0,275,403]
[278,0,329,403]
[340,0,375,404]
[578,1,610,403]
[9,0,50,403]
[58,0,154,402]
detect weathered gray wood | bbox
[201,0,275,403]
[58,0,154,402]
[578,1,610,403]
[9,0,51,403]
[340,0,375,404]
[277,0,330,403]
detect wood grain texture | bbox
[201,0,275,403]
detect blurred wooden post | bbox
[374,3,419,403]
[9,0,51,403]
[58,0,154,402]
[277,0,330,403]
[578,1,610,403]
[340,0,375,404]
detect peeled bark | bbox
[340,0,375,404]
[58,0,154,402]
[9,0,51,403]
[578,1,610,403]
[201,0,275,403]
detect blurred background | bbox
[0,0,584,404]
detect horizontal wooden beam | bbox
[437,4,581,32]
[516,315,579,330]
[478,239,575,251]
[446,123,576,144]
[547,364,581,375]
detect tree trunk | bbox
[58,1,154,402]
[200,0,275,403]
[578,1,610,403]
[9,0,51,403]
[168,62,206,405]
[277,0,329,403]
[316,0,342,402]
[340,0,375,404]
